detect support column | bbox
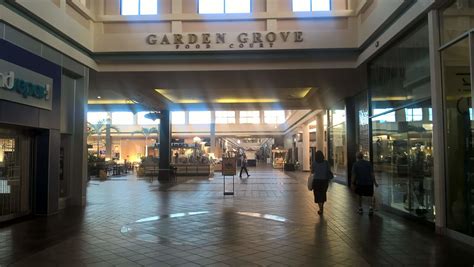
[159,110,171,180]
[302,123,310,171]
[346,98,356,186]
[316,113,324,155]
[34,129,60,215]
[210,112,216,157]
[105,117,112,159]
[71,73,88,206]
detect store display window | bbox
[369,21,433,221]
[371,101,434,221]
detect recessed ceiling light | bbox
[97,96,101,99]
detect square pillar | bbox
[428,10,447,233]
[34,129,60,215]
[345,98,357,186]
[159,110,171,180]
[302,123,310,171]
[316,113,325,154]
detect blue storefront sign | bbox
[0,59,53,110]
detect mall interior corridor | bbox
[2,0,474,265]
[1,167,473,266]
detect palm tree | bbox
[87,119,119,157]
[133,127,159,157]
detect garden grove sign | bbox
[146,31,304,50]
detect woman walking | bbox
[311,150,332,215]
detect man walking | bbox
[351,152,378,214]
[239,152,250,178]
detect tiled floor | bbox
[1,165,474,266]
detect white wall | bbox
[357,0,405,45]
[1,0,435,72]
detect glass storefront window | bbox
[0,138,16,197]
[442,36,474,236]
[328,105,346,179]
[372,102,434,221]
[329,123,346,178]
[0,134,29,221]
[440,0,474,46]
[370,23,431,113]
[369,20,433,221]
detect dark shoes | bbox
[358,207,374,215]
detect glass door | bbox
[0,129,31,222]
[442,35,474,236]
[0,137,21,220]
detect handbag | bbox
[326,162,334,180]
[307,174,314,191]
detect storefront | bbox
[354,90,370,160]
[0,23,89,221]
[327,102,347,184]
[0,128,32,221]
[368,21,435,222]
[439,0,474,239]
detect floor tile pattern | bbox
[0,166,473,266]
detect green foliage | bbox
[87,120,120,136]
[132,127,159,137]
[88,153,105,163]
[133,127,159,157]
[86,119,120,156]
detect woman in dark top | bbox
[311,150,332,215]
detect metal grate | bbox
[0,138,21,218]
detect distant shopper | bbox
[239,153,250,178]
[351,152,378,214]
[311,150,332,215]
[174,151,179,163]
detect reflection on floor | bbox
[1,165,474,266]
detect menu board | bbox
[222,157,236,176]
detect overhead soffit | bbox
[154,87,312,104]
[88,68,361,110]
